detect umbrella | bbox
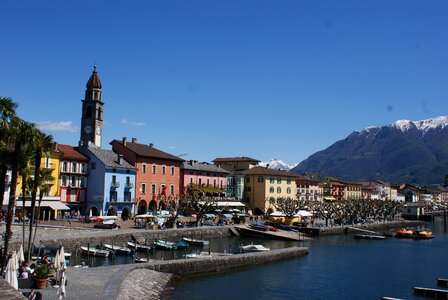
[17,244,25,264]
[294,210,313,217]
[56,247,67,299]
[270,211,286,217]
[5,256,18,290]
[54,249,61,270]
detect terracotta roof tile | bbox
[212,157,260,163]
[113,140,184,162]
[56,144,88,161]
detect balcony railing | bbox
[125,182,134,189]
[111,182,120,189]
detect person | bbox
[20,261,33,278]
[42,255,50,265]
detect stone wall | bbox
[0,278,27,299]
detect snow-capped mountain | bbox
[291,116,448,184]
[357,116,448,135]
[259,159,298,171]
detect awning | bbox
[199,201,246,207]
[323,197,336,201]
[16,200,70,210]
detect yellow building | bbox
[212,157,260,172]
[342,181,362,200]
[242,166,298,214]
[16,148,66,219]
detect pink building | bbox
[181,161,229,195]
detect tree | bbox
[175,194,217,226]
[268,197,307,219]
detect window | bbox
[287,179,291,184]
[151,183,156,195]
[213,179,216,187]
[171,166,175,175]
[126,176,130,187]
[80,163,86,173]
[161,184,166,194]
[270,187,274,193]
[277,187,281,193]
[198,178,202,185]
[44,157,50,168]
[71,176,76,187]
[62,162,68,172]
[257,177,264,183]
[112,175,116,183]
[110,191,117,201]
[61,176,67,187]
[141,183,146,195]
[207,179,210,185]
[246,177,250,183]
[277,178,282,184]
[124,191,131,202]
[170,184,174,195]
[91,162,96,169]
[72,163,76,173]
[152,164,156,174]
[287,188,291,194]
[162,165,166,175]
[190,178,193,184]
[80,177,86,188]
[270,177,274,183]
[142,164,146,174]
[220,180,223,188]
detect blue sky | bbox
[1,1,447,163]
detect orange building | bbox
[111,138,184,214]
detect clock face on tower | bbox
[84,125,92,134]
[96,125,101,135]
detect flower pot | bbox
[35,278,48,289]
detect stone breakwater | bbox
[319,220,424,235]
[57,246,307,300]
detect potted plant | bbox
[34,264,53,289]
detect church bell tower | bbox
[80,65,104,147]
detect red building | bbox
[331,180,346,201]
[180,160,228,195]
[111,138,184,214]
[57,144,89,211]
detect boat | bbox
[184,251,213,259]
[354,234,386,240]
[103,244,132,255]
[154,240,177,250]
[176,240,189,249]
[249,223,269,231]
[134,257,150,263]
[412,230,435,240]
[182,237,210,246]
[241,244,271,253]
[80,246,110,257]
[127,241,152,252]
[395,228,414,238]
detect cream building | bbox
[242,166,298,214]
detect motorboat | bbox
[103,244,132,255]
[176,240,189,249]
[182,237,210,246]
[395,228,414,238]
[80,246,110,257]
[241,244,271,253]
[134,257,150,263]
[412,230,434,240]
[127,241,152,252]
[154,240,177,250]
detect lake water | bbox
[169,219,448,300]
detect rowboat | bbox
[103,244,132,255]
[182,237,210,246]
[176,240,189,249]
[154,240,177,250]
[80,246,110,257]
[134,257,150,263]
[126,242,152,252]
[241,244,270,253]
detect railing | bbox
[110,182,120,189]
[125,182,134,188]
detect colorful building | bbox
[242,166,298,215]
[77,146,136,218]
[180,160,228,195]
[56,144,89,212]
[296,175,323,201]
[343,181,362,200]
[111,138,184,214]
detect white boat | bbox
[241,244,271,253]
[104,244,132,255]
[184,252,213,259]
[127,241,152,252]
[134,257,150,263]
[182,237,210,246]
[80,246,110,257]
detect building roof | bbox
[296,174,320,182]
[56,144,88,161]
[181,161,229,174]
[112,140,184,162]
[212,156,260,163]
[86,148,136,170]
[86,65,102,89]
[242,166,298,177]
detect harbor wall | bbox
[37,226,232,253]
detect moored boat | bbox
[134,257,150,263]
[104,244,132,255]
[154,240,177,250]
[80,246,110,257]
[249,223,269,231]
[395,228,414,238]
[241,244,271,253]
[127,241,152,252]
[176,240,189,249]
[354,234,386,240]
[182,237,210,246]
[412,230,435,240]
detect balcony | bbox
[110,182,120,189]
[125,182,134,189]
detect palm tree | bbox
[2,116,37,273]
[27,133,54,259]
